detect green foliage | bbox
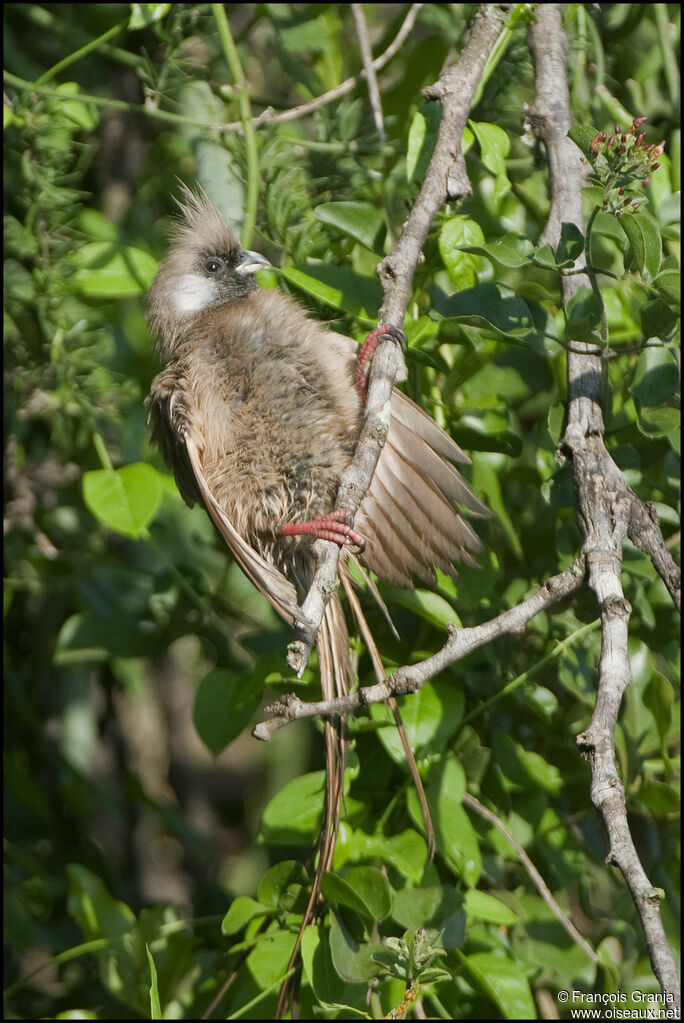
[3,3,679,1020]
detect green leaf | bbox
[337,828,428,884]
[438,216,485,289]
[391,886,465,949]
[82,463,163,538]
[643,672,675,747]
[568,123,601,161]
[369,679,464,762]
[67,864,135,941]
[193,668,264,755]
[221,895,270,935]
[638,778,680,816]
[463,951,537,1019]
[470,121,510,178]
[407,103,442,184]
[313,201,385,252]
[464,890,518,926]
[454,411,523,457]
[301,924,353,1006]
[55,611,157,663]
[53,82,99,131]
[146,945,161,1020]
[72,242,158,297]
[432,283,536,344]
[640,298,679,339]
[380,586,461,630]
[259,771,327,844]
[280,263,381,321]
[547,403,565,446]
[129,4,171,30]
[453,233,535,269]
[556,222,585,266]
[630,346,679,407]
[328,909,382,983]
[564,286,603,343]
[408,756,481,885]
[652,268,681,306]
[245,927,297,990]
[620,211,662,282]
[322,866,392,921]
[257,861,310,913]
[493,733,563,794]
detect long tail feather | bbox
[275,596,349,1018]
[339,570,436,858]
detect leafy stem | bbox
[212,4,259,247]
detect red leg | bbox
[279,509,365,550]
[356,324,407,405]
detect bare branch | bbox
[351,4,385,141]
[255,559,585,738]
[528,4,680,1007]
[627,499,681,611]
[213,4,424,133]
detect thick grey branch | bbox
[287,4,511,675]
[528,4,680,1006]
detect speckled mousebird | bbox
[145,187,490,967]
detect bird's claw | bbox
[279,509,365,551]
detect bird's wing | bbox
[327,332,490,587]
[147,369,305,627]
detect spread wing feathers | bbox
[359,389,489,588]
[184,434,305,627]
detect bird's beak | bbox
[236,250,271,274]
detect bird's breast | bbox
[184,328,360,556]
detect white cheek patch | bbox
[173,273,216,315]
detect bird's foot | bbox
[356,324,407,405]
[279,509,365,550]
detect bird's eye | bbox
[204,257,224,274]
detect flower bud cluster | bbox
[588,117,665,218]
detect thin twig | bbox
[213,4,425,133]
[462,792,599,965]
[352,4,385,141]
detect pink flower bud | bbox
[623,196,632,204]
[651,162,660,171]
[619,186,625,195]
[632,204,640,211]
[633,116,648,128]
[636,133,645,147]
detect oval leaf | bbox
[82,463,163,537]
[620,211,662,283]
[464,951,537,1019]
[313,201,385,252]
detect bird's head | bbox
[147,186,270,356]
